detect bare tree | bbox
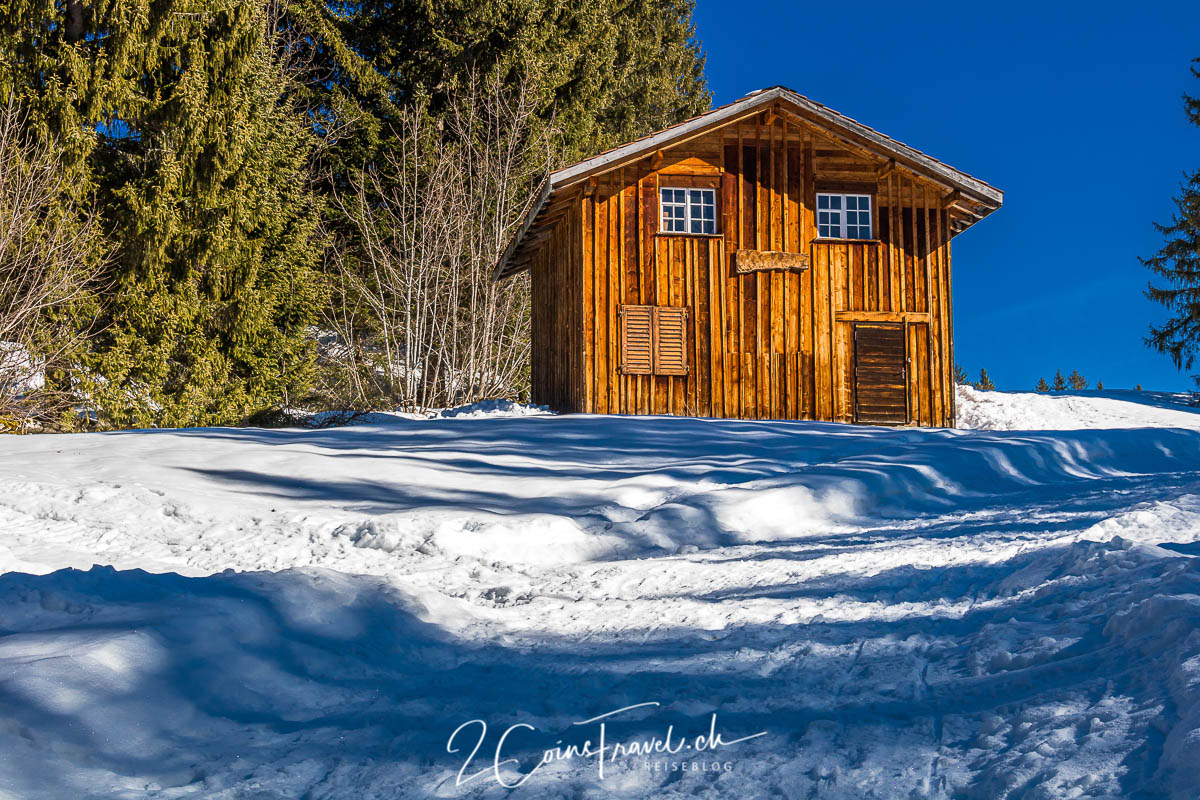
[0,100,103,430]
[322,74,552,411]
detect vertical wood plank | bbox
[594,181,608,414]
[608,178,621,414]
[803,138,816,419]
[582,190,594,412]
[895,176,907,314]
[945,237,956,426]
[922,185,941,426]
[721,157,737,418]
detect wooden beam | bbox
[734,249,810,273]
[835,311,932,323]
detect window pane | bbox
[829,195,841,209]
[662,187,692,233]
[817,194,829,209]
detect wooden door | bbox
[853,323,908,425]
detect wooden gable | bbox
[496,86,1001,280]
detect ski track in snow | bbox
[0,388,1199,798]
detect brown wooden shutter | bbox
[653,306,689,376]
[619,304,653,375]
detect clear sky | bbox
[692,0,1199,390]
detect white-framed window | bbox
[660,187,717,235]
[817,193,873,239]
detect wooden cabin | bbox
[493,86,1003,426]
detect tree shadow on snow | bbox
[163,418,1200,567]
[1,548,1198,798]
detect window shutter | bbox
[653,307,688,376]
[619,305,653,374]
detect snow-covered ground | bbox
[1,388,1200,798]
[957,385,1200,431]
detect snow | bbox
[0,340,44,395]
[1,389,1200,797]
[956,384,1200,431]
[432,399,552,418]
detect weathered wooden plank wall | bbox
[529,203,583,411]
[529,113,956,426]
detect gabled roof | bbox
[495,86,1003,279]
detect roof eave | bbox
[492,175,553,281]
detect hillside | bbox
[1,389,1199,798]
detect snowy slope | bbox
[1,392,1200,798]
[957,384,1200,430]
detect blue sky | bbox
[693,0,1199,390]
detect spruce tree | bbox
[1068,369,1088,390]
[1052,369,1068,391]
[265,0,713,224]
[1,1,323,427]
[1144,57,1200,377]
[1096,380,1104,391]
[953,363,969,385]
[975,368,995,391]
[314,0,710,173]
[0,0,155,195]
[1035,377,1050,393]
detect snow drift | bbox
[956,384,1200,431]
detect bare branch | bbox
[319,74,554,411]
